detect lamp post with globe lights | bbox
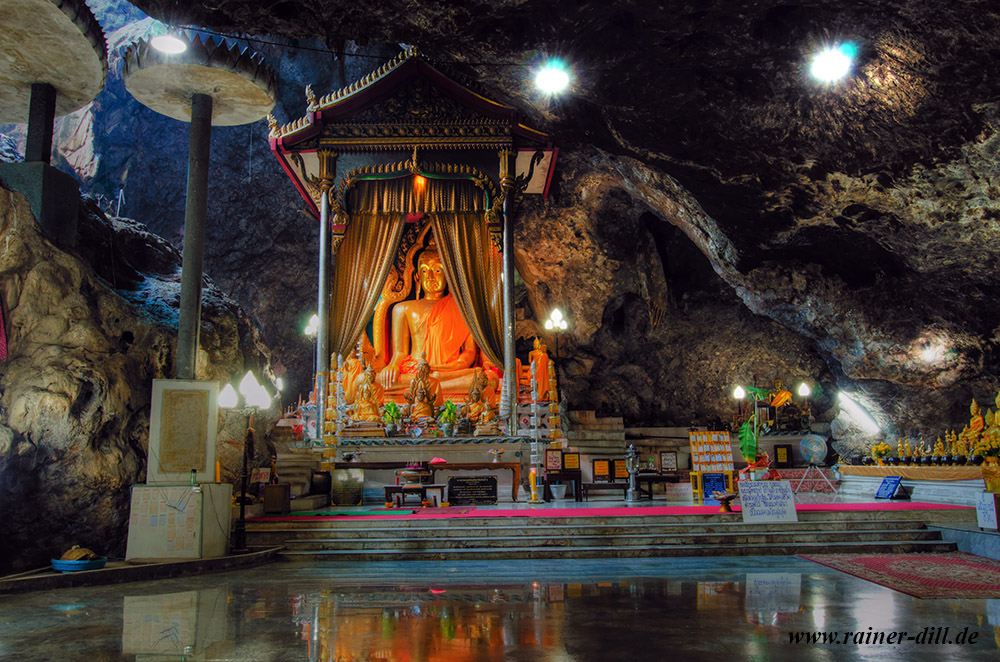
[219,370,272,553]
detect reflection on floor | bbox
[2,557,999,661]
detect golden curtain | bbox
[330,211,406,356]
[347,177,488,214]
[430,211,503,368]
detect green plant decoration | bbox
[383,401,401,425]
[738,386,771,461]
[738,415,758,462]
[439,400,458,425]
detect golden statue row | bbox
[953,392,1000,459]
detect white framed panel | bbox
[147,379,219,484]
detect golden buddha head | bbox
[415,239,446,299]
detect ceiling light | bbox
[809,42,856,83]
[150,34,188,55]
[534,60,571,94]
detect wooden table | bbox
[637,472,682,500]
[430,462,521,502]
[384,484,446,507]
[544,470,583,502]
[331,461,425,471]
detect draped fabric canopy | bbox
[346,177,488,215]
[331,175,501,369]
[430,211,503,367]
[329,210,406,357]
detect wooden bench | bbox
[384,484,446,507]
[580,482,628,501]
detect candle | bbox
[215,460,221,483]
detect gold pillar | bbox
[499,148,517,435]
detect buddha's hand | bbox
[377,365,399,389]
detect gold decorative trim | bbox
[335,155,497,204]
[315,47,419,110]
[305,84,318,111]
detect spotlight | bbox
[809,42,857,83]
[534,60,571,94]
[150,34,188,54]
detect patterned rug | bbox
[798,552,1000,598]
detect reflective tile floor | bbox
[2,556,999,661]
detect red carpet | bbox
[251,501,967,522]
[798,552,1000,598]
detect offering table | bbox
[430,462,522,502]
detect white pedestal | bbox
[125,483,232,561]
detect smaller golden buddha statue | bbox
[933,437,946,457]
[528,337,551,399]
[406,384,436,422]
[406,359,443,410]
[465,386,488,424]
[904,438,913,458]
[349,373,383,424]
[897,439,904,459]
[474,399,499,437]
[959,399,985,445]
[769,378,793,408]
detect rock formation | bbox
[0,185,271,569]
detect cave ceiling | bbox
[124,0,1000,432]
[135,0,1000,269]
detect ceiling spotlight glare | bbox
[534,60,571,94]
[809,42,856,83]
[150,34,188,54]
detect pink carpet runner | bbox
[252,501,968,522]
[799,552,1000,598]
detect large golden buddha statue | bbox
[377,238,478,397]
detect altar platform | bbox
[835,464,998,506]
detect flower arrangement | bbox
[487,448,505,462]
[870,442,892,463]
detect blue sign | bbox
[875,476,903,499]
[702,472,728,501]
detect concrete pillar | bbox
[25,83,56,164]
[176,93,213,380]
[316,186,331,437]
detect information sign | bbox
[739,480,798,523]
[875,476,903,499]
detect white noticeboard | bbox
[125,483,232,560]
[739,480,799,524]
[745,573,802,613]
[147,379,219,484]
[662,482,695,502]
[122,588,228,656]
[976,492,999,531]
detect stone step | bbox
[278,528,941,551]
[276,539,957,562]
[247,518,929,542]
[248,508,976,530]
[290,494,329,512]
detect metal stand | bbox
[625,444,641,503]
[231,411,256,553]
[794,463,839,494]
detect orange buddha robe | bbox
[423,293,472,367]
[400,294,473,373]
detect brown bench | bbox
[384,484,446,507]
[580,482,628,501]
